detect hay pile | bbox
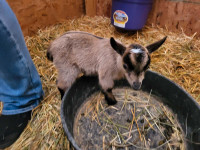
[1,16,199,149]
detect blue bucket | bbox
[111,0,153,30]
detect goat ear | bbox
[110,37,126,55]
[146,36,167,54]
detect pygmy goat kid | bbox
[47,31,167,105]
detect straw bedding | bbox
[74,89,185,150]
[0,16,199,149]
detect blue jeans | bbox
[0,0,44,115]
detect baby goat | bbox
[47,31,167,105]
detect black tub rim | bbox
[61,89,81,150]
[60,70,200,150]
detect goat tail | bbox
[47,51,53,61]
[47,45,53,61]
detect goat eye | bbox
[123,64,128,70]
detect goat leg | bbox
[102,88,117,105]
[56,79,66,100]
[58,87,65,99]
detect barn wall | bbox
[148,0,200,37]
[85,0,112,17]
[7,0,200,37]
[7,0,85,36]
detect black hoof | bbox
[58,87,65,100]
[105,96,117,105]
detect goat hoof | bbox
[105,97,117,105]
[107,100,117,105]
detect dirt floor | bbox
[0,16,199,150]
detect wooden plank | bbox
[7,0,85,36]
[85,0,97,16]
[96,0,112,17]
[147,0,200,37]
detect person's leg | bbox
[0,0,43,148]
[0,0,43,115]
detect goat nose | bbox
[133,82,141,90]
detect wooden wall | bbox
[85,0,112,17]
[7,0,85,36]
[148,0,200,37]
[7,0,200,37]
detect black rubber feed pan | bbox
[61,70,200,150]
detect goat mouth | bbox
[133,87,141,90]
[132,85,141,90]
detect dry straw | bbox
[73,89,185,149]
[0,16,199,149]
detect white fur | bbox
[130,49,143,54]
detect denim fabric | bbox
[0,0,44,115]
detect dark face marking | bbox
[129,44,146,63]
[135,68,141,76]
[123,54,134,71]
[143,55,151,71]
[135,53,144,63]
